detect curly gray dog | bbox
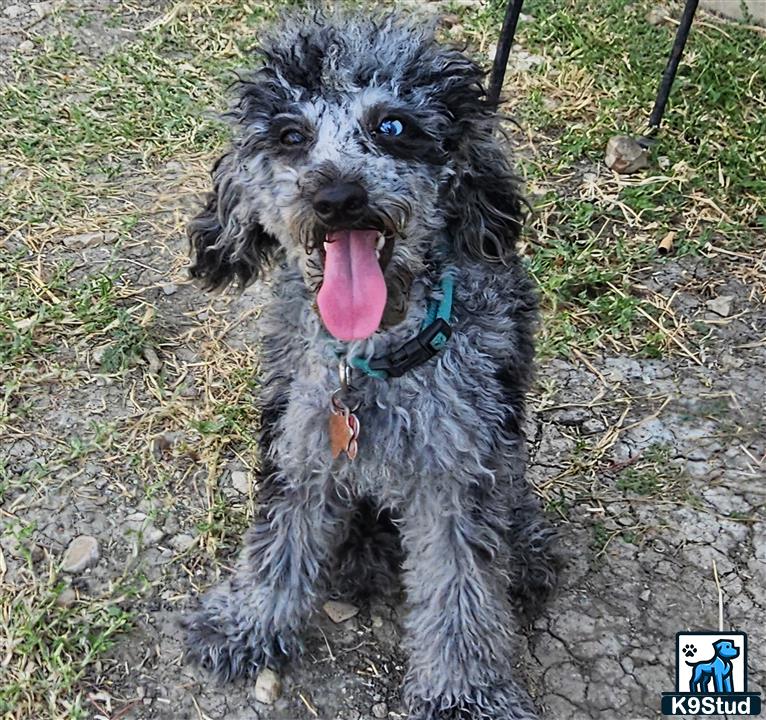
[183,9,559,719]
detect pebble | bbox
[646,5,668,25]
[230,470,250,494]
[31,1,54,18]
[142,346,162,374]
[61,231,117,250]
[4,5,24,18]
[510,50,544,72]
[161,283,178,296]
[605,135,649,175]
[322,600,359,624]
[56,587,77,608]
[18,40,35,54]
[254,668,281,704]
[372,702,388,719]
[61,535,100,573]
[706,295,734,317]
[124,512,164,545]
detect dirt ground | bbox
[1,2,764,720]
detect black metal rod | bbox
[648,0,699,129]
[488,0,525,105]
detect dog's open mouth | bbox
[316,229,394,342]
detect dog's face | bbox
[239,80,451,341]
[189,12,524,341]
[713,640,739,660]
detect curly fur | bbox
[183,9,559,719]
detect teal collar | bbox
[348,273,455,380]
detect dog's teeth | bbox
[324,242,330,252]
[375,249,381,260]
[376,235,385,251]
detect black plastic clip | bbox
[368,318,452,378]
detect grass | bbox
[0,254,153,376]
[1,0,764,717]
[615,444,683,497]
[457,0,766,357]
[0,567,134,720]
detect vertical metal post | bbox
[647,0,699,130]
[488,0,525,105]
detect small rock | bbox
[371,614,384,628]
[230,470,250,494]
[254,668,282,704]
[31,1,54,18]
[509,50,544,72]
[322,600,359,624]
[658,155,670,169]
[372,702,388,719]
[705,295,734,317]
[170,533,195,553]
[56,587,77,608]
[61,535,100,573]
[161,283,177,296]
[124,512,164,545]
[640,589,651,602]
[605,135,649,175]
[61,231,116,250]
[646,5,668,25]
[142,346,162,374]
[3,5,24,18]
[17,40,35,54]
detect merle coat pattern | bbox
[183,10,558,720]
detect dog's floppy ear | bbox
[438,53,525,262]
[188,151,279,290]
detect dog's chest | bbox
[258,261,529,500]
[270,341,506,502]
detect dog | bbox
[182,9,558,719]
[687,640,739,693]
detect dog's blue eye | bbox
[280,129,306,146]
[378,118,404,136]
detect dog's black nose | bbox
[313,182,368,225]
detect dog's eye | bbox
[377,118,405,137]
[280,128,307,147]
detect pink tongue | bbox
[317,229,387,341]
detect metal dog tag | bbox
[329,393,360,460]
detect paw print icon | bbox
[682,643,696,658]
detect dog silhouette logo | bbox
[661,631,762,715]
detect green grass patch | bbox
[0,570,133,720]
[0,255,153,375]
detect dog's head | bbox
[189,11,524,341]
[713,640,739,660]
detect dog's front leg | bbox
[401,488,539,720]
[183,476,349,681]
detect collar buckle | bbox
[368,318,452,379]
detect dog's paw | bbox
[181,605,264,681]
[407,683,539,720]
[683,643,697,658]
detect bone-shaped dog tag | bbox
[329,409,354,459]
[329,396,361,460]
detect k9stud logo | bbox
[661,632,762,715]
